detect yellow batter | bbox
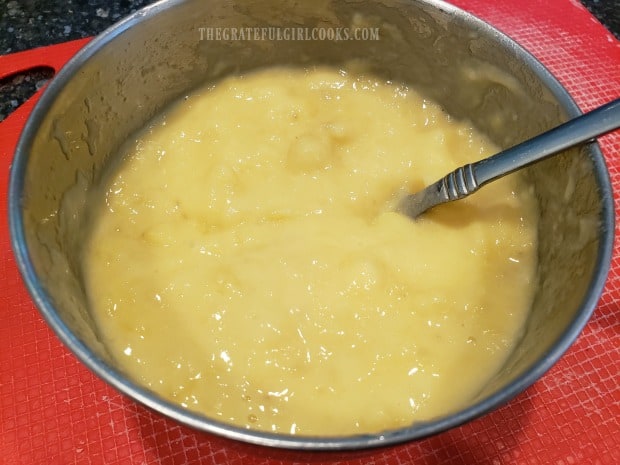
[83,67,538,435]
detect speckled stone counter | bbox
[0,0,154,120]
[0,0,618,121]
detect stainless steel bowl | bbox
[8,0,614,450]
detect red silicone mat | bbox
[1,1,619,464]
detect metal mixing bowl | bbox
[8,0,614,450]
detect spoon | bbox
[397,98,620,219]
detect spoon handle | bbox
[472,97,620,188]
[398,98,620,219]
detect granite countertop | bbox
[0,0,618,122]
[0,0,154,121]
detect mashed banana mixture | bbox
[83,67,538,435]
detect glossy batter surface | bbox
[83,67,538,435]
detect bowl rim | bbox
[7,0,615,450]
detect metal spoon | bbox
[397,98,620,219]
